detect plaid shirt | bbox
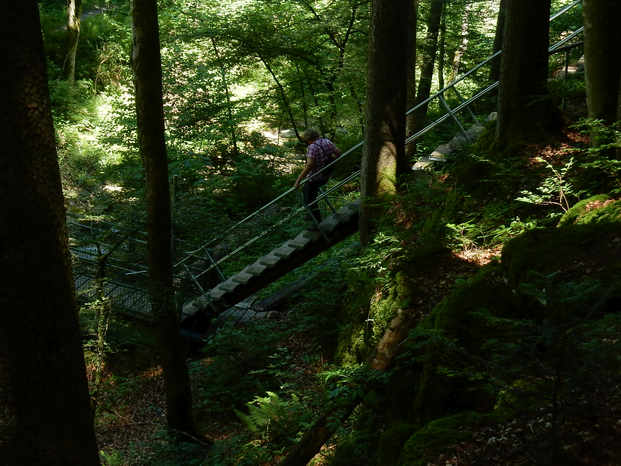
[306,138,337,182]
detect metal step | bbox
[232,271,254,285]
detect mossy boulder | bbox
[407,266,515,422]
[399,411,486,466]
[431,265,515,342]
[494,377,550,418]
[558,194,621,227]
[378,422,418,466]
[502,200,621,290]
[406,203,621,424]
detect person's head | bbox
[301,128,320,144]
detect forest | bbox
[2,0,621,464]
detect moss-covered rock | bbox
[493,377,550,418]
[406,266,515,422]
[399,411,485,466]
[502,195,621,286]
[431,265,514,342]
[406,202,621,427]
[558,194,621,227]
[377,422,418,466]
[558,194,610,226]
[401,202,621,425]
[336,193,621,465]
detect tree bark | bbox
[298,0,360,135]
[411,0,444,136]
[130,0,196,435]
[211,37,239,158]
[64,0,82,82]
[490,0,506,82]
[0,4,99,465]
[349,82,366,137]
[437,6,446,90]
[449,0,474,83]
[296,64,310,128]
[303,67,328,135]
[618,73,621,159]
[495,0,556,146]
[582,0,621,126]
[279,298,421,465]
[360,0,412,246]
[405,0,419,160]
[259,54,303,143]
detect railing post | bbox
[319,186,337,214]
[451,87,478,123]
[439,94,470,141]
[204,248,226,281]
[183,263,206,294]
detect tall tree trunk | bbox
[0,4,99,465]
[618,73,621,159]
[259,54,303,143]
[64,0,82,82]
[437,6,446,90]
[405,0,419,159]
[130,0,196,435]
[360,0,411,246]
[305,71,328,135]
[495,0,556,146]
[299,0,360,136]
[582,0,621,127]
[411,0,444,134]
[211,37,239,158]
[449,0,474,82]
[296,65,310,128]
[348,82,365,136]
[490,0,506,82]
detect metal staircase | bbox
[68,1,584,331]
[181,200,360,331]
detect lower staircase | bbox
[180,200,360,334]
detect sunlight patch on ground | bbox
[453,245,502,266]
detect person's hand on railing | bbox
[295,158,314,189]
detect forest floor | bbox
[90,244,498,464]
[90,118,621,465]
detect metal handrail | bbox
[405,0,581,119]
[173,140,365,268]
[69,1,584,311]
[406,82,500,144]
[192,169,362,280]
[173,1,587,290]
[550,0,581,22]
[173,0,584,282]
[66,0,584,315]
[549,27,584,52]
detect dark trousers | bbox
[303,178,327,224]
